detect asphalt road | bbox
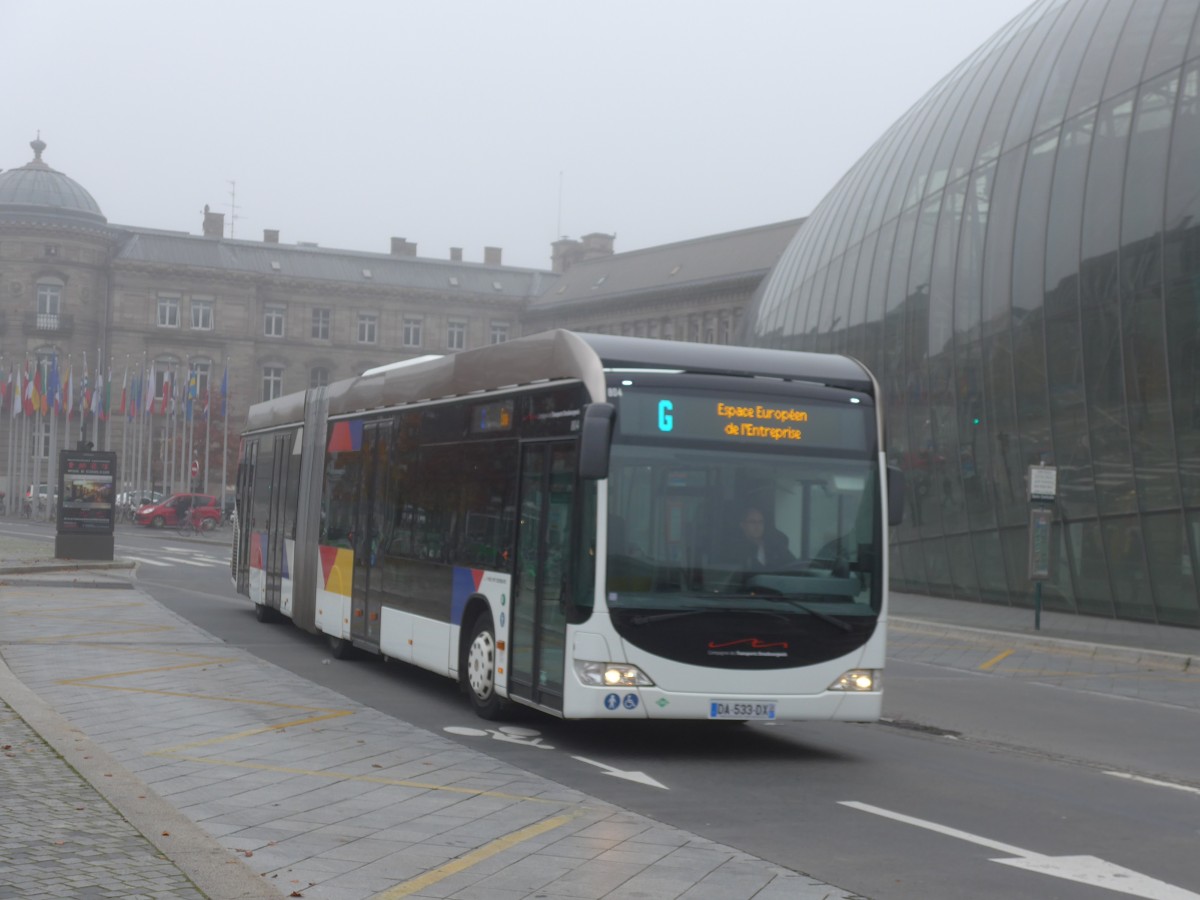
[20,521,1200,899]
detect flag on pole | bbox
[13,365,23,419]
[31,363,44,416]
[0,365,9,413]
[159,369,171,416]
[185,368,197,420]
[93,370,105,419]
[145,365,155,416]
[48,356,61,415]
[118,367,128,416]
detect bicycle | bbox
[177,508,206,536]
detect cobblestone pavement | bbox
[0,700,207,900]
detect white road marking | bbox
[572,756,668,790]
[1105,772,1200,797]
[124,555,171,568]
[840,801,1198,899]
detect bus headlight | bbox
[828,669,880,692]
[574,661,655,687]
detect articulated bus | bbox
[233,330,903,721]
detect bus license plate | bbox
[709,700,776,720]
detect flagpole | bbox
[220,362,229,515]
[203,378,212,496]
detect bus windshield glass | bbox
[605,390,880,622]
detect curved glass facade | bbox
[746,0,1200,626]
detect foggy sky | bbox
[4,0,1033,271]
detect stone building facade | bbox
[0,137,800,504]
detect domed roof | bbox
[0,137,105,224]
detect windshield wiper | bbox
[763,596,853,632]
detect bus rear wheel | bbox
[465,614,505,719]
[328,635,354,659]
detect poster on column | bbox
[57,450,117,533]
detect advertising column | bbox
[55,449,117,561]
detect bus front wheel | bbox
[465,614,505,719]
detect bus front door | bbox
[350,421,390,647]
[509,441,576,713]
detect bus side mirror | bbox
[579,403,615,480]
[887,465,905,526]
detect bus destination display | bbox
[616,389,868,450]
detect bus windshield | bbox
[604,440,880,619]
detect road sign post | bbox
[1027,464,1056,630]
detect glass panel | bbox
[923,536,953,595]
[1033,2,1104,134]
[1123,74,1179,512]
[1002,2,1079,153]
[1067,0,1136,119]
[1165,62,1200,508]
[1143,0,1200,80]
[1065,518,1115,615]
[1102,0,1165,101]
[950,4,1045,179]
[972,528,1011,603]
[1044,111,1097,520]
[1142,512,1199,626]
[977,5,1063,164]
[1102,516,1155,620]
[1011,130,1056,504]
[999,526,1033,608]
[1080,91,1136,517]
[945,533,979,598]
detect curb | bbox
[889,615,1194,673]
[0,630,283,899]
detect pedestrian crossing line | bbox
[124,555,171,568]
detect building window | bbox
[447,319,466,350]
[262,365,283,401]
[191,361,212,400]
[191,297,214,330]
[264,305,285,337]
[489,321,509,345]
[157,294,180,328]
[357,312,378,344]
[403,316,423,347]
[312,307,331,340]
[36,282,61,316]
[310,366,330,388]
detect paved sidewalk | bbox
[0,533,855,900]
[0,528,1195,899]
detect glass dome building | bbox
[745,0,1200,626]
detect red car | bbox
[134,493,221,529]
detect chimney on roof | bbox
[552,232,614,273]
[263,229,280,244]
[202,204,224,239]
[484,246,502,265]
[581,232,615,259]
[390,237,417,257]
[450,247,463,262]
[551,237,583,273]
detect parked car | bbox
[134,493,221,528]
[115,490,164,510]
